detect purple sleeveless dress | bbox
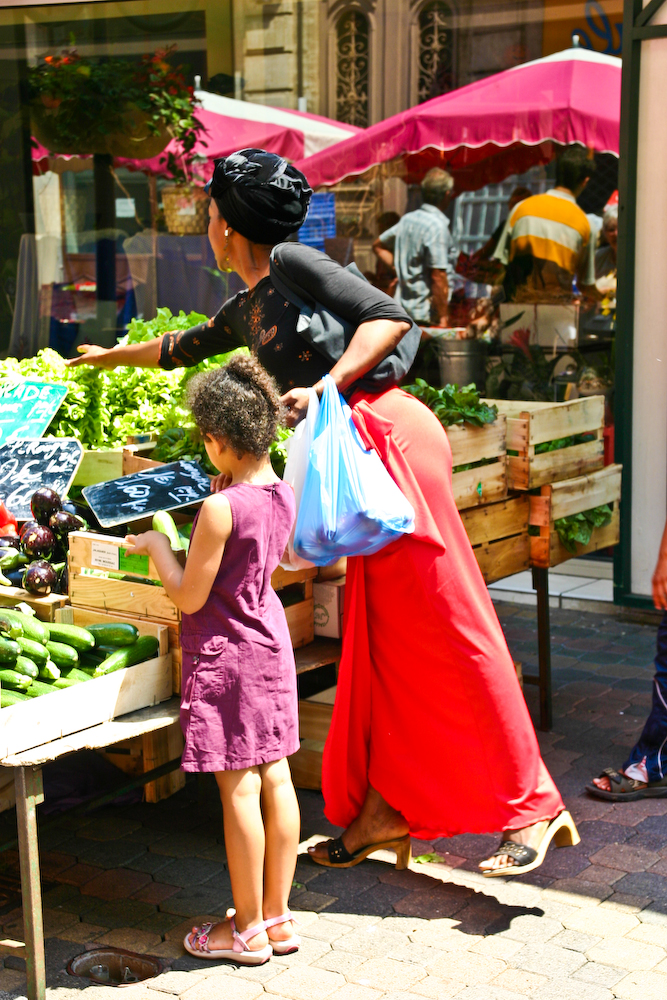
[180,481,299,772]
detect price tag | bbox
[90,541,119,571]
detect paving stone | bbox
[347,957,427,992]
[586,935,665,971]
[132,882,181,905]
[573,864,624,885]
[146,971,205,994]
[153,858,226,889]
[590,843,661,872]
[59,921,112,943]
[509,943,586,977]
[627,922,667,947]
[614,871,667,900]
[311,952,366,976]
[392,883,472,920]
[425,949,505,984]
[601,893,653,912]
[267,936,332,967]
[137,912,188,937]
[57,863,106,887]
[326,985,381,1000]
[613,969,667,999]
[530,976,613,999]
[264,964,344,998]
[301,920,351,943]
[40,850,77,879]
[290,891,339,912]
[159,887,232,917]
[79,898,157,929]
[80,868,152,900]
[73,841,148,870]
[445,987,528,1000]
[125,854,174,876]
[341,882,410,916]
[95,928,163,953]
[164,917,221,942]
[542,879,612,903]
[180,977,264,1000]
[572,961,627,987]
[469,937,525,961]
[492,968,548,995]
[405,975,465,998]
[331,927,408,958]
[499,914,562,945]
[78,818,142,841]
[149,834,219,858]
[151,941,189,959]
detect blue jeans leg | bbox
[623,610,667,783]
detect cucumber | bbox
[55,666,92,684]
[23,678,60,698]
[52,675,85,688]
[13,654,39,680]
[45,640,79,670]
[87,623,139,648]
[0,636,20,664]
[94,635,159,676]
[0,612,23,639]
[17,637,49,669]
[39,658,60,681]
[0,668,31,691]
[1,689,29,707]
[46,623,95,652]
[0,610,48,645]
[152,510,182,550]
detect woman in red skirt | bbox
[71,149,578,877]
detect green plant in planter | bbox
[28,45,203,159]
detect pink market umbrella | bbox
[32,91,360,175]
[293,47,620,192]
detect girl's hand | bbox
[209,473,232,493]
[124,530,169,556]
[281,387,311,427]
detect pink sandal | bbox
[184,909,272,965]
[265,911,300,955]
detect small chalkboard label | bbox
[0,438,84,520]
[83,460,212,528]
[0,378,68,444]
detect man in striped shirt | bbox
[496,146,597,301]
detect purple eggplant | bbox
[21,525,56,560]
[0,536,20,551]
[49,510,87,538]
[30,487,62,526]
[19,519,39,539]
[22,559,57,596]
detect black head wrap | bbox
[205,149,312,245]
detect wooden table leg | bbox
[532,566,553,732]
[15,766,45,1000]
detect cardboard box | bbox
[313,578,345,638]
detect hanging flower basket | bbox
[162,184,209,235]
[28,46,202,162]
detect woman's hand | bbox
[209,473,233,493]
[281,387,311,427]
[66,344,119,369]
[124,531,170,557]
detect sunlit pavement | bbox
[0,600,666,1000]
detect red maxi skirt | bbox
[322,387,563,841]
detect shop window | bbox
[418,1,454,102]
[335,9,370,128]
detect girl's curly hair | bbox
[186,353,283,459]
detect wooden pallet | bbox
[445,417,507,510]
[529,463,622,568]
[488,396,605,490]
[100,719,185,803]
[460,495,530,584]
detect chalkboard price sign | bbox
[83,460,212,528]
[0,438,84,520]
[0,379,68,444]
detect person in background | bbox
[588,514,667,800]
[474,185,532,262]
[595,203,618,281]
[372,168,456,328]
[373,211,400,296]
[495,145,597,301]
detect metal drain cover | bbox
[67,947,164,987]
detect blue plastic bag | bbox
[293,375,415,565]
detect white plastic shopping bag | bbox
[279,386,320,570]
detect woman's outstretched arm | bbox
[66,338,163,369]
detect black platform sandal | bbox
[309,834,411,870]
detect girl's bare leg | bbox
[189,767,268,952]
[260,757,300,944]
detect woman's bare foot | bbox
[187,916,268,954]
[478,819,550,873]
[308,785,409,863]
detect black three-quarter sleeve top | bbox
[159,243,414,395]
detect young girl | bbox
[125,355,301,965]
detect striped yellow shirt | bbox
[506,189,595,289]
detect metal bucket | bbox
[434,339,489,391]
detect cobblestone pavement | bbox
[1,600,667,1000]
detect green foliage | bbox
[534,433,595,455]
[554,504,613,554]
[404,378,498,427]
[486,345,582,402]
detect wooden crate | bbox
[74,442,157,487]
[529,463,622,568]
[0,590,69,622]
[488,396,605,490]
[0,608,170,760]
[445,417,507,510]
[289,686,336,790]
[460,495,530,584]
[100,719,185,803]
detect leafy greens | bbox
[404,378,498,428]
[554,504,613,554]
